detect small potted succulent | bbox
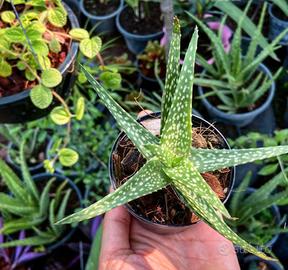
[0,0,101,123]
[116,0,164,54]
[0,138,82,251]
[58,18,288,260]
[269,0,288,45]
[191,3,288,127]
[80,0,124,33]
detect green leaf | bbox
[81,65,159,159]
[173,179,273,261]
[80,37,102,59]
[47,7,67,27]
[190,146,288,173]
[99,71,121,90]
[0,59,12,77]
[30,85,53,109]
[44,159,55,173]
[39,177,55,216]
[272,0,288,17]
[50,106,71,125]
[69,28,89,40]
[59,148,79,167]
[0,159,28,203]
[56,189,71,221]
[161,17,181,135]
[38,56,51,70]
[31,40,49,56]
[161,27,198,157]
[1,11,15,23]
[258,163,279,176]
[57,159,169,224]
[5,27,25,43]
[164,158,232,219]
[41,68,62,88]
[214,0,277,60]
[75,97,85,120]
[49,38,61,53]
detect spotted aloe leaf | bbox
[57,159,170,224]
[190,146,288,173]
[80,65,159,159]
[164,158,232,219]
[161,27,198,157]
[161,17,181,135]
[173,179,274,261]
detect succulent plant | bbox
[58,18,288,260]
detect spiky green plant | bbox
[58,18,288,260]
[191,1,288,113]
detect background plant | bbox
[192,2,287,113]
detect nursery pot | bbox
[198,63,275,127]
[116,6,164,55]
[109,112,235,234]
[80,0,124,34]
[33,173,82,252]
[269,4,288,45]
[0,3,79,124]
[242,255,283,270]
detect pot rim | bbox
[116,5,164,40]
[269,3,288,25]
[32,173,83,251]
[109,112,235,229]
[198,62,275,118]
[0,2,79,106]
[80,0,124,20]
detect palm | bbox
[99,206,240,270]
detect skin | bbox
[100,111,240,270]
[99,205,240,270]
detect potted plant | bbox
[0,138,82,251]
[191,3,288,127]
[136,40,166,89]
[80,0,124,34]
[58,18,288,260]
[269,0,288,45]
[0,0,101,123]
[116,0,164,54]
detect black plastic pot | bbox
[0,3,79,124]
[198,63,275,127]
[243,255,283,270]
[6,139,49,175]
[109,112,235,233]
[273,232,288,267]
[33,173,82,252]
[269,4,288,45]
[116,5,163,54]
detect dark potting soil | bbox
[0,257,28,270]
[272,5,288,21]
[83,0,120,16]
[0,4,70,98]
[112,125,231,226]
[119,3,163,35]
[138,59,166,79]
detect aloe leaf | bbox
[174,179,274,260]
[214,0,277,60]
[161,28,198,157]
[272,0,288,17]
[81,65,158,159]
[188,13,230,76]
[20,138,39,201]
[57,159,170,224]
[161,17,181,135]
[39,177,55,216]
[164,158,232,219]
[56,189,72,221]
[196,54,218,77]
[190,146,288,173]
[0,159,28,203]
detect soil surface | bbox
[83,0,120,16]
[119,3,163,35]
[112,119,231,226]
[0,3,70,98]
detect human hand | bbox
[99,205,240,270]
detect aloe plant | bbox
[191,1,288,113]
[57,18,288,260]
[0,137,73,248]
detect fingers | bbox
[101,204,131,253]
